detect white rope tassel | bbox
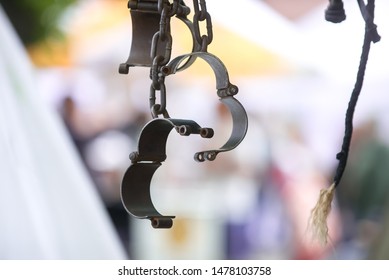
[308,183,336,245]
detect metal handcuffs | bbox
[121,52,248,228]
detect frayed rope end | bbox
[308,183,336,245]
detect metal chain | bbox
[192,0,213,51]
[149,0,180,118]
[148,0,214,118]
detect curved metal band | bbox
[166,52,230,89]
[121,118,208,228]
[119,6,198,74]
[165,52,248,162]
[119,10,162,73]
[121,162,175,228]
[194,96,248,162]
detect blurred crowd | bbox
[47,66,389,259]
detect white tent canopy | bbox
[208,0,389,81]
[0,7,126,259]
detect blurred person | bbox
[370,201,389,259]
[60,96,90,162]
[272,120,341,259]
[59,94,152,257]
[245,115,341,259]
[84,128,136,257]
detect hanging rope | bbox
[334,0,380,186]
[309,0,380,245]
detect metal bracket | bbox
[119,0,199,74]
[119,3,163,73]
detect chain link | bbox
[150,81,170,118]
[192,0,213,51]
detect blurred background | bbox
[1,0,389,259]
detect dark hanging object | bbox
[325,0,346,23]
[121,118,207,229]
[119,0,248,228]
[309,0,380,244]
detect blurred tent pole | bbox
[0,6,126,259]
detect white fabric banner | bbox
[0,7,126,259]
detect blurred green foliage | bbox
[0,0,77,45]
